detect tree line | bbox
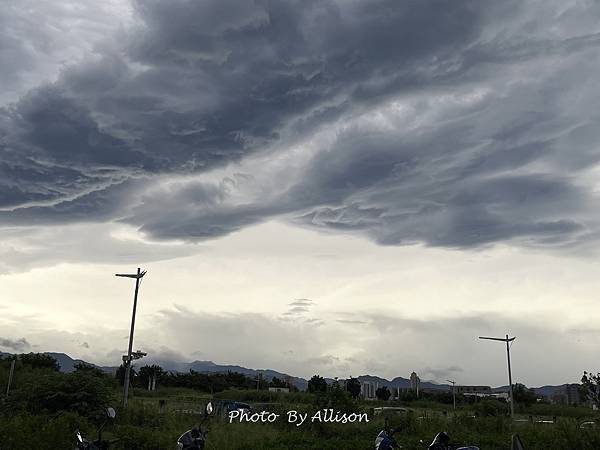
[4,353,600,413]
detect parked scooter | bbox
[75,407,118,450]
[176,401,214,449]
[422,431,479,450]
[374,426,402,449]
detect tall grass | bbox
[2,388,600,449]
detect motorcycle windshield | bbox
[431,432,451,444]
[178,430,205,447]
[177,430,193,444]
[375,431,396,450]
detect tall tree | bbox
[376,386,391,401]
[138,364,164,389]
[308,375,327,393]
[269,376,287,388]
[581,371,600,407]
[20,353,60,371]
[5,371,112,418]
[512,383,537,406]
[116,364,137,386]
[74,362,105,377]
[346,377,362,399]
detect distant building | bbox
[396,387,412,396]
[454,385,506,400]
[550,384,582,405]
[410,372,420,396]
[456,385,492,394]
[361,381,377,399]
[268,387,290,393]
[463,392,509,401]
[566,384,582,404]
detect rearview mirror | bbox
[106,407,117,419]
[205,401,214,415]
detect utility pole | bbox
[116,267,147,408]
[479,334,516,418]
[446,379,456,411]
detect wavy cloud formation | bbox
[2,0,600,261]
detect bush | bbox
[473,399,508,417]
[314,383,358,413]
[3,370,113,419]
[0,412,88,449]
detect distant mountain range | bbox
[0,351,577,397]
[355,374,449,391]
[0,351,114,374]
[492,384,579,398]
[146,358,312,390]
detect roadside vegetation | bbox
[1,354,600,449]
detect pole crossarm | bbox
[479,336,516,342]
[115,271,147,279]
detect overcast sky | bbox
[1,0,600,387]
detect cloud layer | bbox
[2,0,600,259]
[2,1,600,385]
[2,304,595,386]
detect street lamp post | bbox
[446,379,456,411]
[479,334,516,418]
[116,267,147,408]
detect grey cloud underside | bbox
[0,0,132,106]
[0,337,30,352]
[2,307,595,384]
[125,306,596,383]
[2,0,600,250]
[0,223,196,274]
[420,366,463,381]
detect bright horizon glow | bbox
[1,220,598,387]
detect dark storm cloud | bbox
[0,1,130,105]
[2,0,600,253]
[0,0,481,192]
[0,178,145,225]
[2,0,484,212]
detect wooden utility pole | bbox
[116,267,146,407]
[479,334,517,418]
[446,379,456,411]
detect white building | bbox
[410,372,420,396]
[361,381,377,399]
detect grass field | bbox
[2,386,600,449]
